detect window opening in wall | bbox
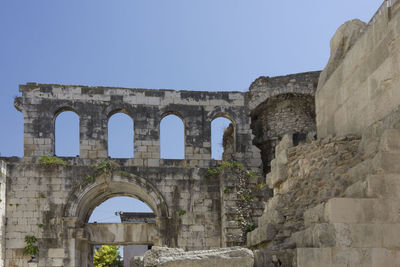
[211,117,232,160]
[89,196,154,266]
[160,114,184,159]
[55,111,79,157]
[108,113,134,158]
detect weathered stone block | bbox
[143,246,254,267]
[373,151,400,173]
[324,198,400,224]
[296,248,332,267]
[246,223,277,247]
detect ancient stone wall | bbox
[15,83,261,169]
[316,0,400,137]
[1,83,266,266]
[251,93,316,174]
[218,167,265,247]
[5,2,400,266]
[247,134,362,265]
[248,72,319,175]
[248,71,320,112]
[1,150,240,266]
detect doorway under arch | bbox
[63,172,170,267]
[89,196,155,267]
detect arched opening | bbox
[55,110,79,157]
[64,172,170,266]
[211,117,234,160]
[89,196,153,223]
[89,196,154,266]
[108,113,134,158]
[160,114,184,159]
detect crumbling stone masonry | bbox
[248,1,400,266]
[0,72,318,267]
[2,85,268,267]
[3,1,400,266]
[249,71,320,174]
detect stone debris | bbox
[142,246,254,267]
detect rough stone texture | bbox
[247,134,362,264]
[142,246,254,267]
[248,72,320,175]
[131,256,144,267]
[219,168,265,247]
[248,71,320,111]
[317,0,400,137]
[250,83,318,174]
[293,126,400,267]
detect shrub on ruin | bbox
[37,156,66,167]
[23,236,39,257]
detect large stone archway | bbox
[64,172,169,222]
[63,172,170,267]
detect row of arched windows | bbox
[55,111,232,160]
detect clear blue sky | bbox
[0,1,383,221]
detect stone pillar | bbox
[134,106,160,166]
[79,106,108,159]
[63,217,91,267]
[185,107,210,161]
[22,108,54,157]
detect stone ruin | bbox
[2,0,400,266]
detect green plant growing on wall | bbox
[224,187,231,194]
[245,222,256,233]
[84,160,120,183]
[205,168,219,178]
[205,161,245,178]
[37,156,66,168]
[247,171,258,179]
[178,209,186,216]
[23,236,39,257]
